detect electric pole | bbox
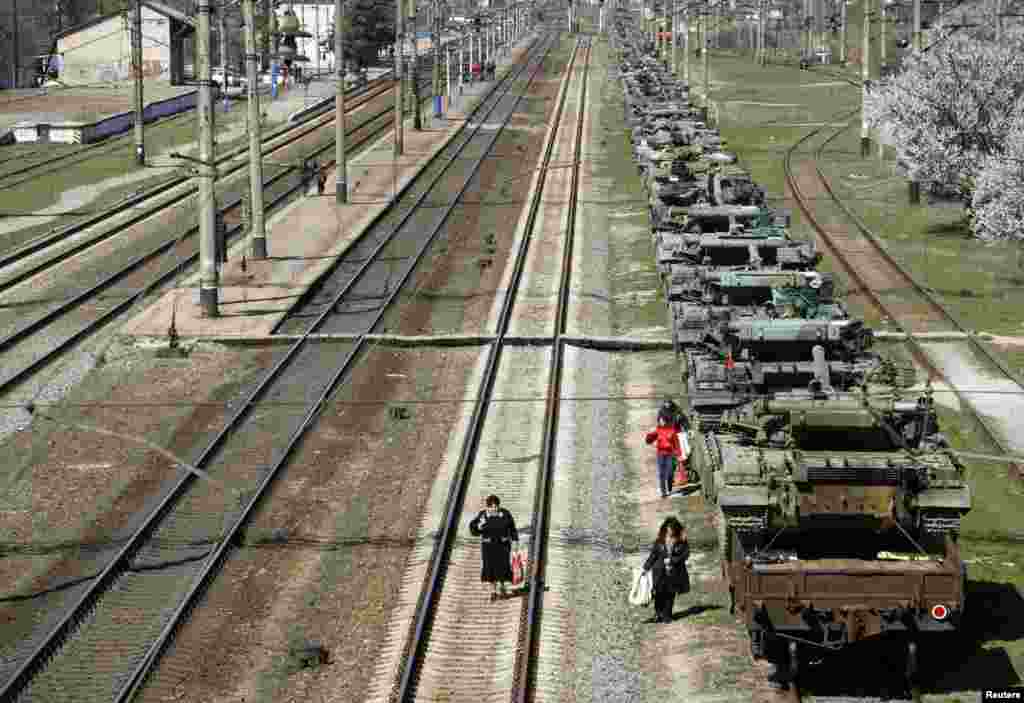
[11,0,18,88]
[663,0,670,67]
[395,0,405,156]
[703,0,710,123]
[433,0,442,119]
[413,0,422,132]
[861,0,871,157]
[840,0,848,64]
[803,0,810,61]
[909,0,921,202]
[262,0,272,70]
[912,0,921,50]
[219,1,229,111]
[198,0,219,315]
[336,0,347,203]
[879,0,886,74]
[133,0,145,165]
[672,0,679,73]
[757,0,765,64]
[714,0,720,49]
[683,0,690,84]
[269,0,280,100]
[244,0,266,256]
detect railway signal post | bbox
[244,0,267,256]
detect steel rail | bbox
[784,110,1019,470]
[784,116,968,703]
[113,33,554,703]
[811,122,1023,471]
[513,34,591,703]
[389,32,570,703]
[0,80,434,399]
[0,75,392,191]
[0,110,196,185]
[0,101,397,398]
[0,77,396,289]
[0,31,546,703]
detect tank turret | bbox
[675,204,771,234]
[683,343,901,415]
[657,230,818,274]
[670,269,838,309]
[710,167,766,206]
[692,347,971,560]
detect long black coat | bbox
[468,508,519,582]
[643,540,690,594]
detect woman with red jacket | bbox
[646,414,684,498]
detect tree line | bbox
[865,25,1024,242]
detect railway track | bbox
[359,34,591,703]
[0,77,436,400]
[0,76,396,288]
[0,76,397,190]
[783,105,1023,477]
[0,32,553,703]
[0,111,195,185]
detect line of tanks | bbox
[615,23,972,692]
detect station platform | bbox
[121,38,534,340]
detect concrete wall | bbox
[57,6,172,85]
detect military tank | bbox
[618,30,969,693]
[655,223,817,274]
[694,346,970,684]
[709,166,766,206]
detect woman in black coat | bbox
[642,516,690,623]
[468,494,519,600]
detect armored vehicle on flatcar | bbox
[693,349,969,686]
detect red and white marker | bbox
[930,604,949,620]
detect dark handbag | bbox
[677,566,691,594]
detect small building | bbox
[54,1,195,86]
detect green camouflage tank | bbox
[691,346,970,564]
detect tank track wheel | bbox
[906,640,918,684]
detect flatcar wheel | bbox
[906,640,918,684]
[788,640,799,684]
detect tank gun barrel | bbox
[701,270,822,288]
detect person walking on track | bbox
[316,166,327,196]
[659,399,692,487]
[469,494,519,600]
[646,413,684,498]
[642,517,691,623]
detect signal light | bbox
[931,604,949,620]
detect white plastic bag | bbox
[629,567,653,607]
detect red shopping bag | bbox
[511,549,526,586]
[674,459,688,487]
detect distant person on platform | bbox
[468,494,519,600]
